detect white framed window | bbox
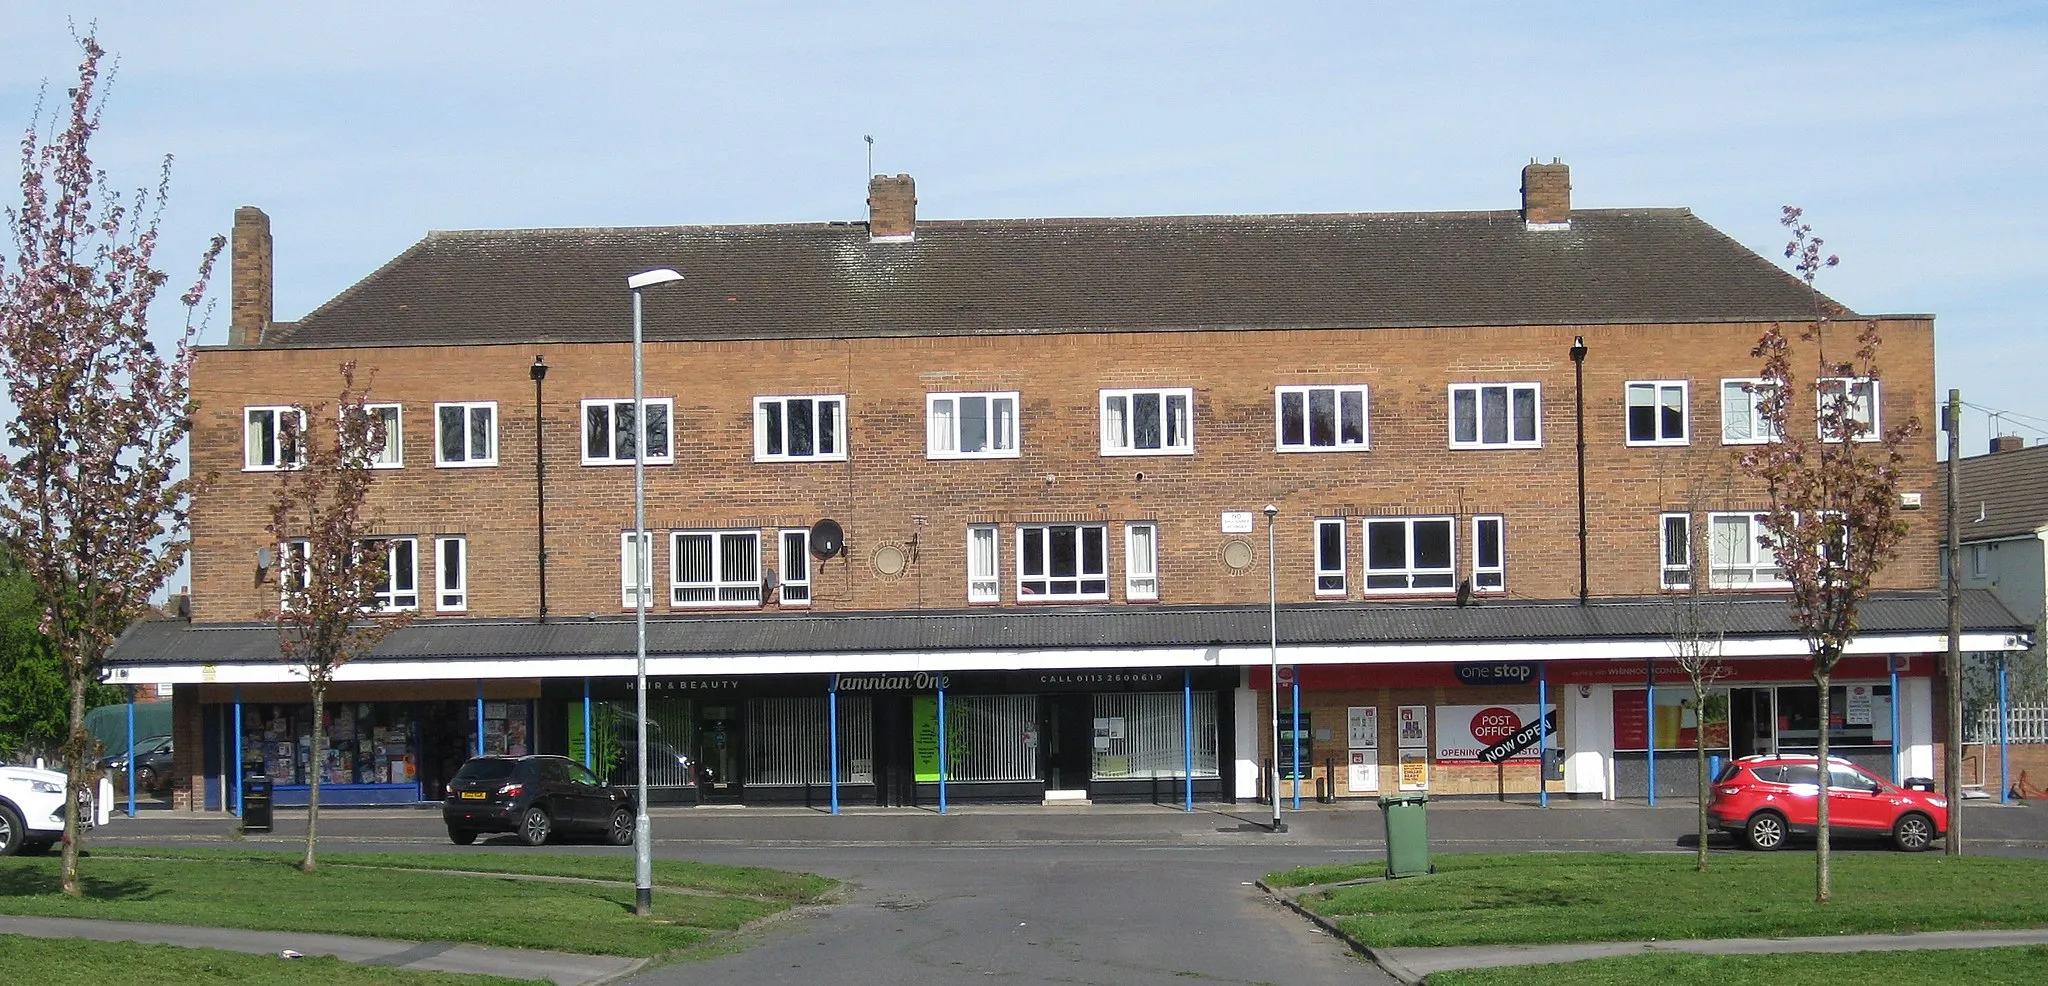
[435,401,498,466]
[1449,383,1540,449]
[435,536,467,612]
[672,530,763,606]
[1660,513,1692,589]
[582,398,673,465]
[338,402,404,469]
[244,406,306,470]
[1315,518,1347,596]
[927,392,1019,459]
[1720,379,1781,444]
[754,395,846,462]
[1625,381,1688,446]
[278,538,310,611]
[1125,522,1159,601]
[1708,512,1789,588]
[967,525,1000,603]
[779,529,811,606]
[1276,385,1369,451]
[1100,387,1193,456]
[1472,515,1505,593]
[1017,524,1108,600]
[1817,377,1879,442]
[620,532,654,609]
[1364,517,1456,593]
[366,537,418,611]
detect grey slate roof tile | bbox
[1943,444,2048,542]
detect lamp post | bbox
[1569,336,1588,604]
[1264,504,1285,834]
[626,267,683,917]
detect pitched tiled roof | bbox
[261,209,1850,348]
[1943,444,2048,542]
[107,591,2021,668]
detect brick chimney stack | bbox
[1521,159,1571,229]
[230,206,273,347]
[1991,435,2026,454]
[868,174,916,242]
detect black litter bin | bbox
[240,774,273,834]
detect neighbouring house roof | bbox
[1943,444,2048,542]
[107,591,2024,670]
[254,209,1854,349]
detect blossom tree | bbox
[266,362,410,872]
[1740,207,1921,902]
[0,34,222,895]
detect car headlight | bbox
[29,780,64,794]
[1928,798,1948,808]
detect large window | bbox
[1275,385,1368,451]
[435,536,467,612]
[748,695,873,786]
[967,525,1000,603]
[1817,377,1879,442]
[754,395,845,461]
[927,392,1019,458]
[1018,524,1108,600]
[1720,379,1781,444]
[435,401,498,466]
[930,694,1041,782]
[1315,518,1346,596]
[1125,523,1159,601]
[1708,512,1788,588]
[582,398,673,465]
[1625,381,1688,446]
[244,406,305,470]
[1449,383,1540,448]
[779,529,811,606]
[1092,692,1219,779]
[672,531,762,606]
[1100,387,1193,455]
[1364,517,1455,592]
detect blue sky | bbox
[3,1,2044,459]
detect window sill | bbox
[1624,439,1690,448]
[1276,445,1370,454]
[581,458,676,467]
[927,450,1022,461]
[1013,595,1112,605]
[1448,443,1542,451]
[435,460,500,468]
[753,455,850,464]
[1099,447,1195,457]
[241,464,304,473]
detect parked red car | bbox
[1708,754,1946,852]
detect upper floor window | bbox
[1472,515,1505,593]
[1364,517,1456,593]
[245,406,305,470]
[1276,385,1368,451]
[583,398,673,465]
[1449,384,1540,449]
[1101,388,1192,456]
[1314,519,1347,596]
[1660,513,1693,589]
[779,529,811,606]
[1625,381,1688,446]
[278,538,310,611]
[1720,379,1781,445]
[1125,522,1159,601]
[1018,524,1108,600]
[435,402,498,466]
[967,525,1001,604]
[365,537,418,611]
[435,535,467,612]
[672,530,762,606]
[620,532,654,609]
[928,392,1019,459]
[1817,377,1879,442]
[755,395,845,462]
[1708,512,1789,588]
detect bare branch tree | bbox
[1740,207,1921,902]
[264,361,410,873]
[1667,476,1731,873]
[0,33,222,895]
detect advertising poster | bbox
[1348,750,1379,792]
[1397,705,1428,748]
[1398,750,1429,791]
[1347,707,1379,749]
[1847,684,1874,726]
[1437,704,1559,761]
[1612,689,1730,751]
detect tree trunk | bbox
[1815,667,1832,904]
[59,668,87,897]
[1695,685,1710,872]
[302,681,324,872]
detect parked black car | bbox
[441,755,636,847]
[99,734,174,795]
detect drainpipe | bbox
[1570,336,1589,604]
[531,356,550,622]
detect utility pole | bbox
[1944,388,1963,856]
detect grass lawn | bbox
[0,934,539,986]
[1428,944,2048,985]
[0,849,836,957]
[1269,852,2048,947]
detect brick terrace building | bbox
[110,162,2027,816]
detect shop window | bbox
[1018,524,1108,600]
[1774,684,1891,748]
[1100,387,1193,456]
[912,694,1040,782]
[754,395,846,462]
[927,392,1020,458]
[1276,385,1368,451]
[1125,522,1159,601]
[1092,692,1219,779]
[749,695,874,786]
[1449,383,1540,448]
[967,525,1000,603]
[1364,517,1455,593]
[436,536,467,612]
[582,398,673,465]
[779,529,811,606]
[1625,381,1688,445]
[1315,518,1346,596]
[672,530,762,606]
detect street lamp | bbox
[1265,504,1285,834]
[627,267,683,917]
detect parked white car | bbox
[0,762,99,856]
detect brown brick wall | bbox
[187,319,1941,623]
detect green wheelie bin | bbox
[1378,793,1431,878]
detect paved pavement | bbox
[1368,928,2048,983]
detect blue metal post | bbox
[582,677,593,770]
[474,680,485,757]
[1888,656,1901,782]
[937,685,949,815]
[1290,674,1301,810]
[829,679,841,815]
[1645,657,1657,806]
[125,696,136,817]
[1538,664,1549,808]
[233,686,243,817]
[2000,655,2013,804]
[1183,670,1194,812]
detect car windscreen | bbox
[453,759,519,782]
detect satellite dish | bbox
[810,519,845,559]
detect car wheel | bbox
[0,802,23,857]
[137,766,158,793]
[518,806,552,846]
[447,827,478,846]
[1745,811,1787,851]
[1893,812,1936,852]
[608,808,635,847]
